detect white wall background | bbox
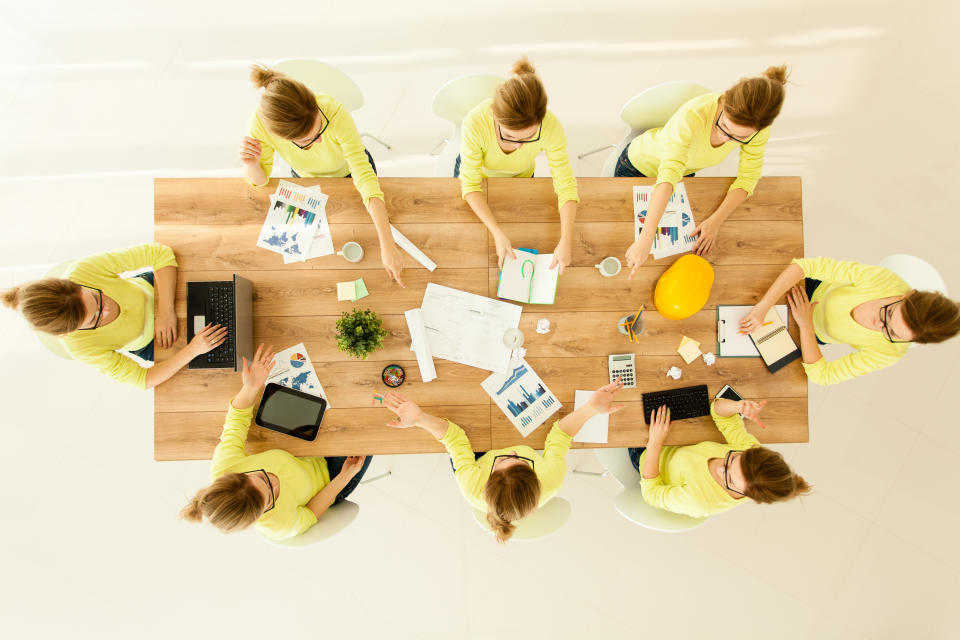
[1,1,958,638]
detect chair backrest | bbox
[880,254,949,295]
[432,74,504,125]
[271,59,365,112]
[33,260,76,360]
[472,496,571,541]
[264,500,359,548]
[594,448,706,532]
[619,81,712,133]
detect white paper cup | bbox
[595,256,621,277]
[338,241,364,263]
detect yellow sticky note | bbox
[677,337,703,364]
[679,335,701,350]
[337,282,356,302]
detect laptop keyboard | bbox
[204,284,235,365]
[641,384,711,424]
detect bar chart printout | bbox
[481,360,561,438]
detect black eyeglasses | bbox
[496,122,542,145]
[880,300,911,343]
[491,453,535,472]
[291,108,330,149]
[77,285,103,331]
[247,469,275,513]
[715,110,758,145]
[723,450,747,496]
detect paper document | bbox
[267,343,330,406]
[482,360,561,437]
[391,225,437,272]
[296,186,333,262]
[716,305,788,357]
[257,181,333,263]
[634,182,696,259]
[573,390,609,443]
[405,308,436,382]
[420,283,522,373]
[497,249,559,304]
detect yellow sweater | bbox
[458,99,579,208]
[626,93,770,196]
[794,257,911,385]
[248,93,384,206]
[61,243,178,389]
[211,402,331,541]
[439,419,573,512]
[639,403,758,518]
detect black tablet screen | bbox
[260,386,325,440]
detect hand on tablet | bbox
[241,344,277,390]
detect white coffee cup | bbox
[595,256,621,277]
[338,241,364,263]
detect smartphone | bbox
[715,384,743,402]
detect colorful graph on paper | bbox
[257,181,331,263]
[633,182,696,259]
[481,360,561,437]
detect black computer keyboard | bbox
[204,284,235,365]
[641,384,711,424]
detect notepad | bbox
[677,336,703,364]
[496,249,559,304]
[573,390,609,443]
[750,307,802,373]
[337,278,368,302]
[716,305,789,357]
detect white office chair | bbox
[880,254,949,295]
[264,500,360,548]
[580,81,711,177]
[32,260,75,360]
[594,448,706,532]
[272,58,390,150]
[471,497,571,541]
[430,74,503,177]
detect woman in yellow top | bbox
[741,257,960,385]
[1,243,225,389]
[380,380,624,542]
[181,345,370,541]
[239,65,405,286]
[621,66,788,277]
[631,399,809,518]
[457,58,579,272]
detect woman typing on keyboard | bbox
[181,344,371,541]
[1,243,225,389]
[628,398,809,518]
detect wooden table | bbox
[154,176,806,461]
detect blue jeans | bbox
[325,455,373,504]
[612,144,695,179]
[628,447,647,471]
[453,154,532,178]
[292,148,377,178]
[129,271,155,362]
[804,278,826,345]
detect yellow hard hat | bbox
[654,255,715,320]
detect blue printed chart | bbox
[481,360,561,437]
[266,342,331,407]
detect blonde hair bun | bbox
[1,286,20,310]
[511,57,537,77]
[250,64,281,89]
[763,64,789,86]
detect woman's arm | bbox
[240,136,270,187]
[557,378,625,438]
[642,405,670,479]
[153,265,177,349]
[691,188,748,255]
[626,182,674,278]
[144,323,229,389]
[740,262,805,332]
[550,200,578,274]
[306,456,367,518]
[365,197,405,287]
[466,191,516,269]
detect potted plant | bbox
[335,308,388,360]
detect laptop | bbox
[186,274,254,370]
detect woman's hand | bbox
[549,236,573,275]
[381,392,424,428]
[647,405,672,445]
[625,235,653,279]
[739,399,768,430]
[339,455,367,479]
[188,323,229,355]
[692,214,723,256]
[155,308,178,350]
[586,377,627,415]
[494,231,518,269]
[239,136,262,167]
[738,304,770,334]
[380,243,405,288]
[787,285,818,331]
[241,344,276,390]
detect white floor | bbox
[2,2,959,638]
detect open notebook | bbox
[751,307,802,373]
[496,249,559,304]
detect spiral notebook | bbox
[749,307,801,373]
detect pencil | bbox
[761,321,773,327]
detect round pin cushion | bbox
[381,364,405,388]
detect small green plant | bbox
[335,308,388,360]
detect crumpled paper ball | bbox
[666,366,682,380]
[536,318,551,334]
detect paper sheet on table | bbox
[266,342,331,407]
[633,182,696,259]
[420,283,522,373]
[677,335,703,364]
[573,390,609,443]
[716,305,789,357]
[482,359,561,437]
[405,308,436,382]
[292,186,333,262]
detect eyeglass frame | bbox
[496,122,542,146]
[714,110,759,145]
[291,108,330,150]
[491,453,535,472]
[723,450,747,496]
[880,299,911,344]
[246,469,276,513]
[76,285,104,331]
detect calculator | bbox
[608,353,637,389]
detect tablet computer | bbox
[255,383,327,441]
